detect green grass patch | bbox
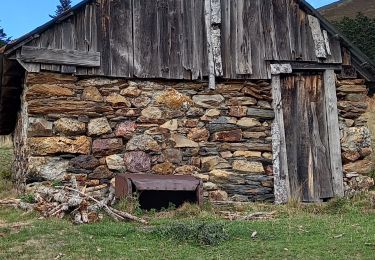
[0,195,374,260]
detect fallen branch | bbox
[56,186,148,225]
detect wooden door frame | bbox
[271,65,344,203]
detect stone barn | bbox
[0,0,374,206]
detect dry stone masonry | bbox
[337,78,375,194]
[15,73,275,202]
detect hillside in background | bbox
[319,0,375,21]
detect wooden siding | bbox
[23,0,343,80]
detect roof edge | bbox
[4,0,94,56]
[300,0,375,81]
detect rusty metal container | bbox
[115,174,203,210]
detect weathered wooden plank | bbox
[168,0,183,79]
[210,0,222,77]
[290,62,341,71]
[261,0,278,61]
[204,0,215,89]
[133,0,159,78]
[60,19,77,73]
[325,35,342,64]
[211,27,223,77]
[15,50,40,73]
[87,3,99,75]
[271,75,290,204]
[308,15,327,59]
[272,0,292,61]
[312,75,334,199]
[270,64,292,75]
[249,0,268,79]
[157,0,171,78]
[20,46,101,67]
[322,30,332,56]
[210,0,221,24]
[324,70,344,197]
[281,75,300,201]
[181,0,193,79]
[220,0,234,78]
[192,0,206,79]
[39,27,61,72]
[235,0,252,75]
[109,0,133,77]
[74,5,89,75]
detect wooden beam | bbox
[308,15,327,59]
[16,50,40,73]
[270,64,292,75]
[322,30,332,56]
[323,70,344,197]
[20,46,100,67]
[290,62,342,71]
[271,75,290,204]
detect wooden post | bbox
[271,75,291,204]
[204,0,215,89]
[323,70,344,197]
[204,0,223,89]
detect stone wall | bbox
[337,78,375,193]
[16,72,275,202]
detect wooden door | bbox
[281,73,334,202]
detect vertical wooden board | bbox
[22,38,41,72]
[168,0,183,79]
[204,0,215,88]
[304,13,319,62]
[157,0,171,78]
[87,3,100,75]
[325,35,343,64]
[220,0,231,78]
[289,0,301,60]
[211,27,223,77]
[308,15,327,59]
[235,0,252,75]
[61,19,77,73]
[272,0,292,61]
[312,75,334,198]
[192,0,206,79]
[249,0,268,79]
[75,6,89,75]
[272,75,290,203]
[296,75,315,201]
[280,76,298,200]
[286,0,296,60]
[109,0,133,77]
[133,0,159,78]
[261,0,278,61]
[181,0,193,78]
[92,1,104,76]
[324,70,344,197]
[100,0,112,76]
[210,0,223,78]
[39,27,61,72]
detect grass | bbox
[1,147,375,259]
[0,195,374,260]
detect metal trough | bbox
[115,174,203,210]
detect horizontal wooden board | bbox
[20,46,101,67]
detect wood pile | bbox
[0,178,148,225]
